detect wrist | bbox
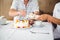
[47,15,51,22]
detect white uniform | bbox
[53,2,60,39]
[10,0,39,20]
[10,0,39,15]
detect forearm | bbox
[48,15,60,25]
[9,9,19,17]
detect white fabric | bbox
[10,0,39,14]
[53,2,60,39]
[0,21,53,40]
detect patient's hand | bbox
[35,14,48,21]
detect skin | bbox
[47,14,60,25]
[35,14,60,25]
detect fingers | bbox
[35,15,46,21]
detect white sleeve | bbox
[10,0,18,10]
[32,0,39,12]
[53,3,60,19]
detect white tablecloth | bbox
[0,21,54,40]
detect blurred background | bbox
[0,0,60,20]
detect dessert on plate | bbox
[14,16,30,28]
[14,20,30,28]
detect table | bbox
[0,21,54,40]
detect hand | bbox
[18,10,26,16]
[29,19,34,25]
[35,14,48,21]
[34,11,39,15]
[28,13,36,19]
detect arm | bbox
[9,9,19,17]
[9,9,26,17]
[51,3,60,25]
[35,3,60,25]
[9,0,19,17]
[35,14,60,25]
[47,15,60,25]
